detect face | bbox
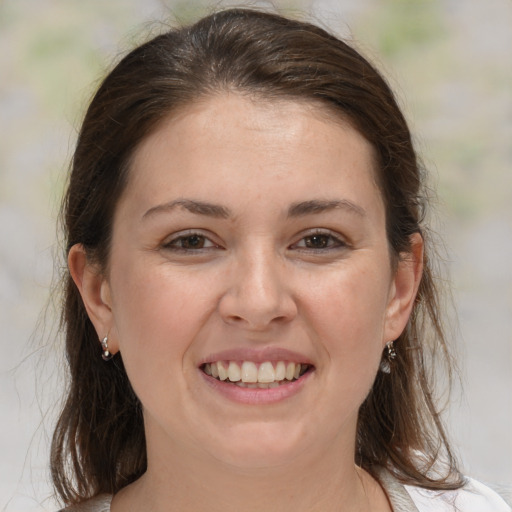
[79,94,418,472]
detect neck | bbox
[112,427,390,512]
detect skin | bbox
[70,94,423,512]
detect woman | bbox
[52,8,510,512]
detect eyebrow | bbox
[287,199,366,218]
[142,197,366,221]
[142,199,231,220]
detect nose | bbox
[218,245,297,331]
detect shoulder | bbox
[405,478,511,512]
[58,494,112,512]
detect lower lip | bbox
[200,370,312,405]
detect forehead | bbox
[120,93,383,219]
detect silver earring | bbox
[101,334,113,361]
[379,341,396,374]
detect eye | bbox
[292,231,346,251]
[163,232,218,251]
[303,234,333,249]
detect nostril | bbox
[222,312,296,331]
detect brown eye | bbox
[289,229,350,256]
[293,232,345,251]
[303,234,331,249]
[179,235,206,249]
[164,233,217,251]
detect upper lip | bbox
[198,347,314,366]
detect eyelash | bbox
[162,231,219,251]
[162,229,347,254]
[291,231,347,251]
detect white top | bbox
[60,472,511,511]
[406,477,511,511]
[376,468,511,512]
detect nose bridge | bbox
[219,240,296,328]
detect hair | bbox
[52,7,463,505]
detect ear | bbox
[383,233,423,343]
[68,244,119,354]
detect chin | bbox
[205,423,310,470]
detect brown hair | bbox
[52,8,463,505]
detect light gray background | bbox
[1,0,511,510]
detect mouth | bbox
[201,360,312,389]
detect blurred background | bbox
[1,0,511,510]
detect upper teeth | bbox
[203,361,305,383]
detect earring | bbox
[379,340,397,374]
[100,334,113,361]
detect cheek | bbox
[108,259,215,388]
[303,263,390,367]
[111,255,210,332]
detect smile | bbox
[202,361,311,388]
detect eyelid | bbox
[160,228,348,252]
[289,228,347,249]
[162,229,222,251]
